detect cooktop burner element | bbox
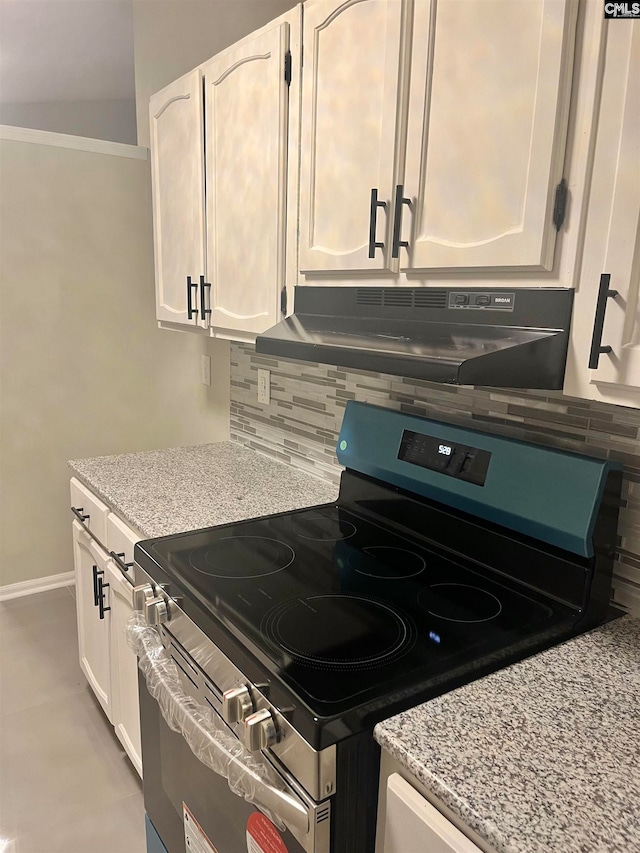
[261,594,416,670]
[190,536,295,578]
[292,511,357,541]
[353,546,426,579]
[419,583,503,623]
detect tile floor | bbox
[0,587,146,852]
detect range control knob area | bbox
[133,583,155,612]
[243,708,278,751]
[144,596,168,626]
[222,685,254,725]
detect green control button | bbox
[339,440,348,451]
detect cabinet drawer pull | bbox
[92,564,104,607]
[110,551,134,574]
[186,275,199,320]
[71,506,90,523]
[588,273,618,369]
[200,275,212,321]
[391,184,411,259]
[368,188,386,258]
[98,578,110,620]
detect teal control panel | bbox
[336,401,621,558]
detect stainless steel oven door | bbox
[135,627,331,853]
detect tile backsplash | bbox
[230,344,640,616]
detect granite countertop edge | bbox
[68,441,339,539]
[374,615,640,853]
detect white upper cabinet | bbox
[148,8,300,339]
[202,18,292,337]
[298,0,406,274]
[403,0,577,271]
[297,0,577,279]
[150,71,207,329]
[563,20,640,405]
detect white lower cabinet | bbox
[70,484,142,777]
[106,513,142,777]
[72,520,112,722]
[383,774,482,853]
[377,752,492,853]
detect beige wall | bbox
[0,134,230,587]
[133,0,299,147]
[0,99,137,145]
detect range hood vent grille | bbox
[356,288,447,309]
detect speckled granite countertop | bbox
[375,616,640,853]
[69,442,338,538]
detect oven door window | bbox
[139,674,309,853]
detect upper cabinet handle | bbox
[199,275,212,322]
[391,184,411,259]
[588,273,618,369]
[368,188,386,258]
[186,276,199,320]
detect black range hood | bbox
[256,286,574,389]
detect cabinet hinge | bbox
[284,50,292,86]
[553,178,568,231]
[280,287,287,316]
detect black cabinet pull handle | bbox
[92,564,104,607]
[110,551,133,574]
[186,276,199,320]
[588,273,618,369]
[368,188,386,258]
[71,506,90,523]
[391,184,411,259]
[98,578,110,620]
[200,275,212,322]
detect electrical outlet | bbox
[201,355,211,386]
[257,368,270,404]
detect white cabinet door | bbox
[563,20,640,406]
[403,0,577,272]
[298,0,407,274]
[384,774,482,853]
[150,70,207,328]
[106,513,142,776]
[203,14,296,337]
[107,559,142,777]
[581,21,640,398]
[73,521,112,722]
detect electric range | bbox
[132,402,622,853]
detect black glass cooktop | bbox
[141,504,575,723]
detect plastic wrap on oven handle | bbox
[126,612,309,835]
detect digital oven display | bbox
[398,430,491,486]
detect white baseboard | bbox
[0,572,75,602]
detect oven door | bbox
[136,634,330,853]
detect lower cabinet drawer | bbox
[70,477,108,545]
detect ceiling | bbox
[0,0,135,105]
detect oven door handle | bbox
[126,614,311,839]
